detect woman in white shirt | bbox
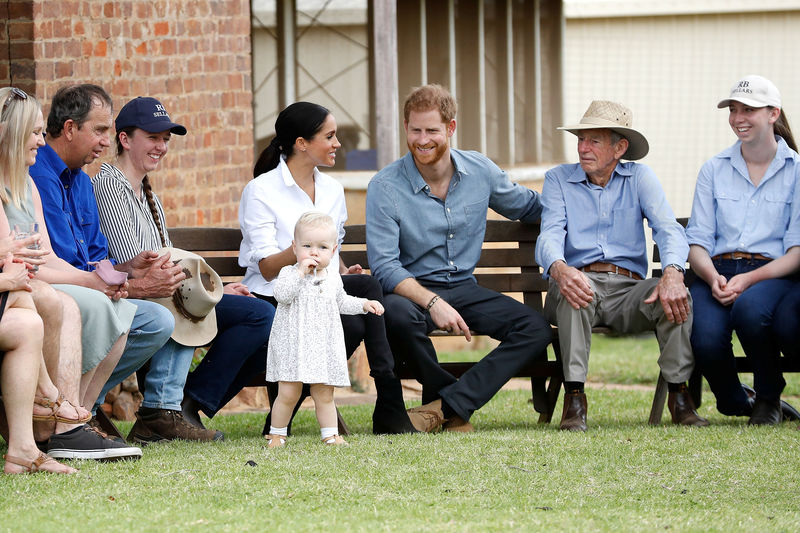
[239,102,416,434]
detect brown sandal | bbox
[265,434,287,448]
[33,393,91,424]
[3,452,77,475]
[321,434,348,446]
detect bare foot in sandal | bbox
[3,451,77,475]
[32,388,90,424]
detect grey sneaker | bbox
[47,424,143,461]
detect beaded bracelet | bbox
[426,295,440,311]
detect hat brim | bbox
[717,97,774,109]
[153,247,223,346]
[558,122,649,160]
[117,119,187,135]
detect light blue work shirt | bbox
[536,161,688,280]
[686,137,800,258]
[366,149,542,293]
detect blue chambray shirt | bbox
[686,137,800,258]
[366,149,542,293]
[536,161,688,280]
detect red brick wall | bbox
[3,0,255,228]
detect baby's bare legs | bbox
[310,384,346,445]
[271,382,303,428]
[309,384,337,428]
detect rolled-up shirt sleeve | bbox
[366,177,413,293]
[685,161,716,255]
[238,180,282,269]
[784,162,800,252]
[536,169,568,277]
[638,166,689,266]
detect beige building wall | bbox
[563,0,800,218]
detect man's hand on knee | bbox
[550,261,593,309]
[645,269,690,324]
[430,298,471,341]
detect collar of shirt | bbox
[399,150,464,195]
[717,136,793,187]
[565,160,632,186]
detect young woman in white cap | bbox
[92,97,276,441]
[686,75,800,425]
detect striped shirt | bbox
[91,162,172,263]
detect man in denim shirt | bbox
[366,84,552,432]
[536,100,706,431]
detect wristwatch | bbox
[665,263,685,274]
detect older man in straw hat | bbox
[536,100,708,432]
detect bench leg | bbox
[648,372,668,425]
[95,408,126,440]
[536,372,563,424]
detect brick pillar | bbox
[2,0,255,228]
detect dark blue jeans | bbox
[184,294,275,417]
[690,258,795,412]
[383,280,552,421]
[773,282,800,359]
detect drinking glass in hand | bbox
[13,222,39,272]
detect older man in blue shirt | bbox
[366,84,552,433]
[537,100,707,431]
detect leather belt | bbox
[712,252,771,262]
[580,262,643,280]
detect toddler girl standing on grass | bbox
[265,211,384,447]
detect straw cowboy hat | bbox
[152,247,224,346]
[558,100,650,160]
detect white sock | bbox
[269,426,288,436]
[320,426,337,441]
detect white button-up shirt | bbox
[238,157,348,296]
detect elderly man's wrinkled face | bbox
[576,128,627,184]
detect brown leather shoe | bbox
[442,416,474,433]
[560,392,587,432]
[406,399,445,433]
[668,386,709,427]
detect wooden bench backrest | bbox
[340,220,546,312]
[650,217,689,278]
[171,220,548,312]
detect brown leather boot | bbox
[559,392,587,432]
[668,385,709,426]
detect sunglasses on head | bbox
[2,87,28,114]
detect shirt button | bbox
[449,260,454,265]
[446,208,450,213]
[80,240,84,243]
[751,200,756,204]
[449,234,454,239]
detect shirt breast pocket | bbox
[462,197,490,236]
[762,192,791,227]
[713,190,745,234]
[611,206,643,243]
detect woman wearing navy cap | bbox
[687,75,800,425]
[92,97,276,438]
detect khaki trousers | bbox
[544,272,694,383]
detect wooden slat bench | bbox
[170,220,565,425]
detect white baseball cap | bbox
[718,75,781,109]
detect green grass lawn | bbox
[3,335,800,532]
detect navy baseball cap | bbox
[115,96,187,135]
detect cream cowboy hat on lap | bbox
[152,247,224,346]
[558,100,649,160]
